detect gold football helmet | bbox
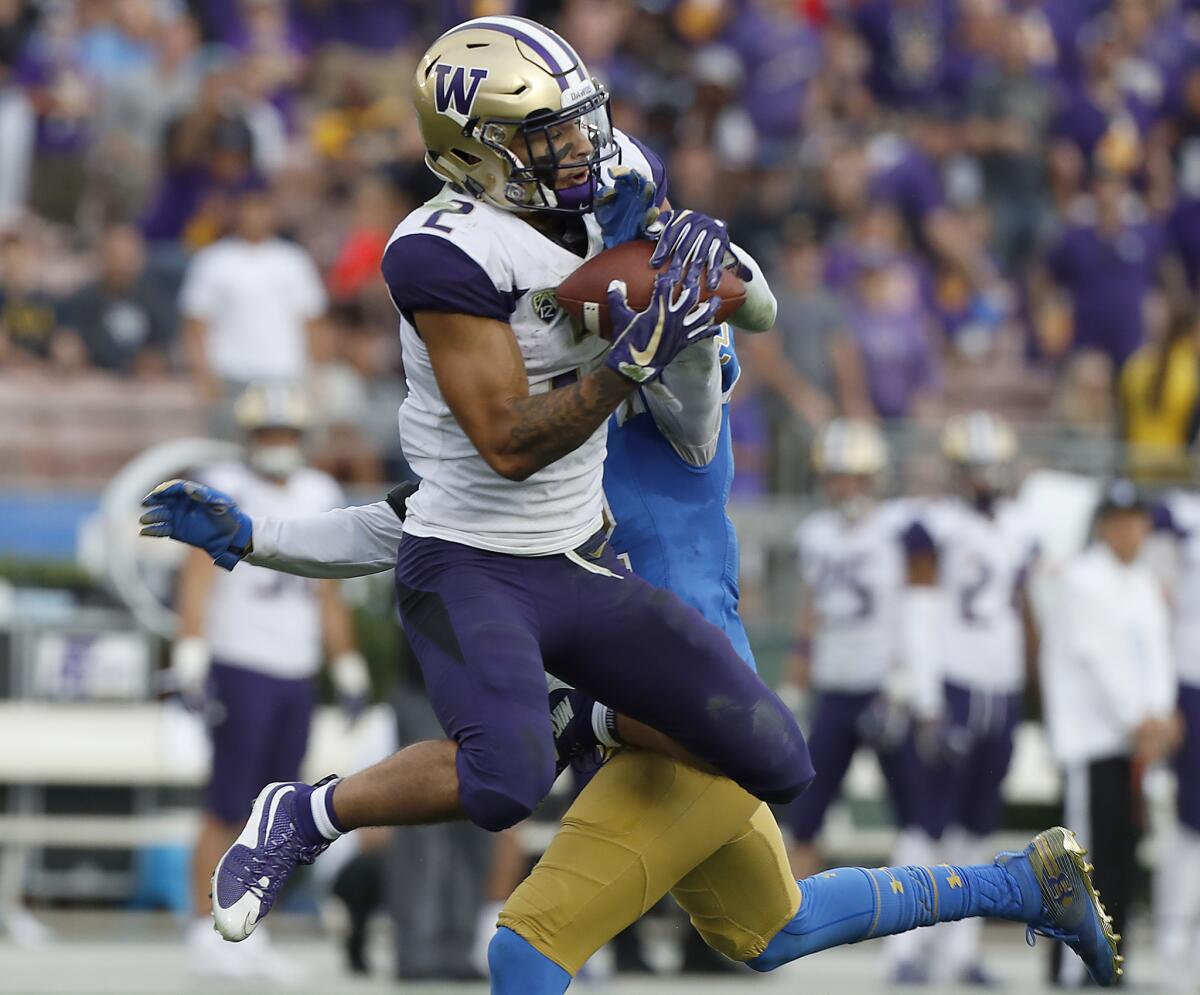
[233,382,309,433]
[812,419,889,477]
[940,410,1017,466]
[413,16,617,214]
[941,410,1018,510]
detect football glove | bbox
[915,717,973,769]
[648,209,752,290]
[332,651,371,725]
[604,257,722,384]
[548,677,621,776]
[595,166,661,249]
[139,479,252,571]
[856,693,911,752]
[167,635,211,713]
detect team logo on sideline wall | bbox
[531,289,561,323]
[434,65,489,116]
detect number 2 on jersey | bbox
[423,200,474,233]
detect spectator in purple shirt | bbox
[14,4,95,224]
[718,0,822,159]
[853,0,966,109]
[845,251,941,420]
[1042,170,1172,368]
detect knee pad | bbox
[458,753,557,832]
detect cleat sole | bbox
[1058,828,1123,982]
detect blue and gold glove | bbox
[594,166,660,249]
[604,258,722,384]
[648,209,752,290]
[139,479,252,571]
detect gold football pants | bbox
[497,749,801,974]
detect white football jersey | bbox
[1155,490,1200,685]
[795,500,912,692]
[383,130,662,555]
[920,497,1039,694]
[202,461,344,679]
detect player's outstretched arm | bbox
[419,258,721,480]
[140,479,403,578]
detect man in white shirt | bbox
[1040,478,1179,988]
[170,383,370,979]
[179,184,327,403]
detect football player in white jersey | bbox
[784,420,916,880]
[170,383,370,979]
[192,13,824,969]
[141,19,1123,995]
[893,411,1041,985]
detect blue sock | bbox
[748,863,1024,973]
[488,927,571,995]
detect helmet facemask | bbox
[476,86,616,214]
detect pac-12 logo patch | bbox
[434,65,489,116]
[531,289,560,323]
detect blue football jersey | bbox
[603,329,755,670]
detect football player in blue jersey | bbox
[145,180,1121,995]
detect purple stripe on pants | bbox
[206,661,316,824]
[1176,682,1200,831]
[785,689,913,842]
[393,530,814,832]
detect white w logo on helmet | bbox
[433,64,489,117]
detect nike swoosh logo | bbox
[260,785,294,848]
[627,298,666,367]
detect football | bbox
[556,239,746,340]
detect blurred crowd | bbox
[6,0,1200,486]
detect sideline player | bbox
[142,16,1121,992]
[891,411,1041,984]
[170,383,370,979]
[783,420,916,881]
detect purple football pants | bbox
[785,689,912,842]
[394,530,814,832]
[911,681,1022,839]
[206,661,315,824]
[1175,683,1200,831]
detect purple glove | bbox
[548,679,620,776]
[604,258,722,384]
[648,209,751,290]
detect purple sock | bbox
[290,779,345,845]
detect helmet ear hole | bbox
[451,148,482,166]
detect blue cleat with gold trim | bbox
[996,826,1123,987]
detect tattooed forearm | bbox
[505,367,635,474]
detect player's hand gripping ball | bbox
[601,256,723,383]
[648,209,752,290]
[139,479,252,571]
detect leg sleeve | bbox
[670,804,801,961]
[497,750,761,975]
[544,551,814,806]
